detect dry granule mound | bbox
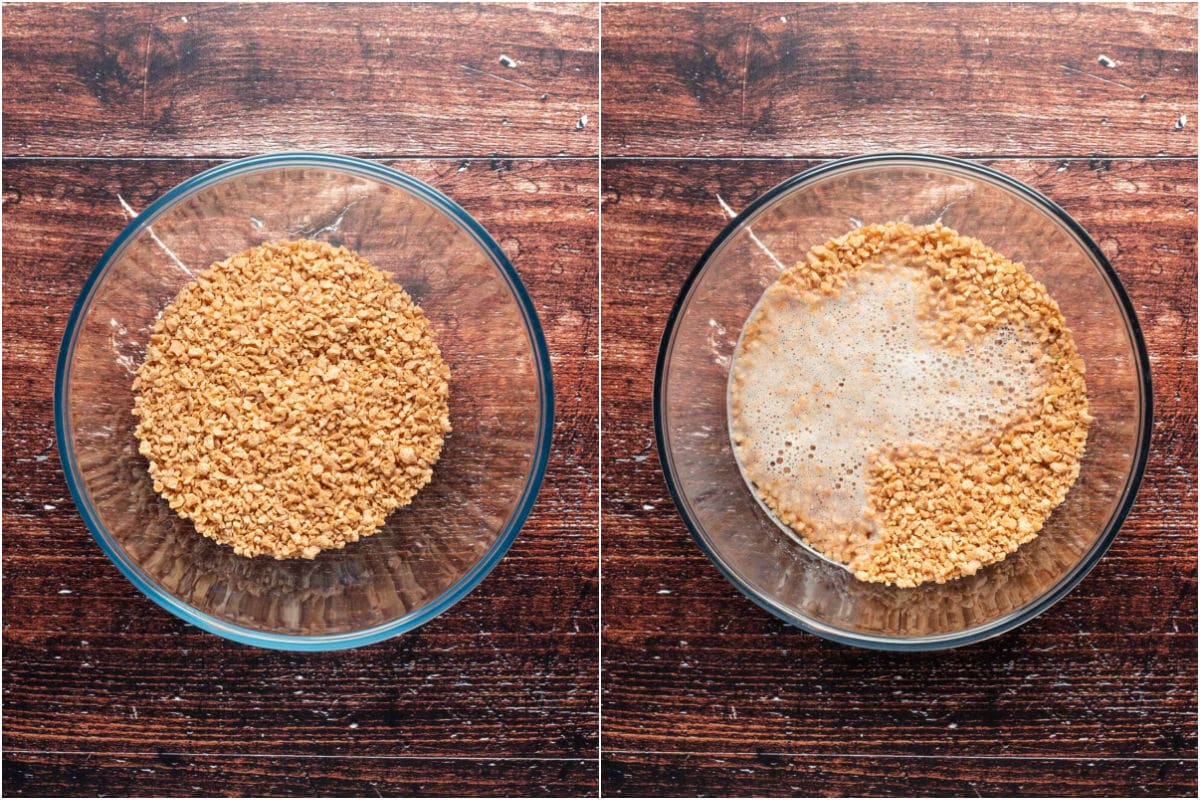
[132,240,451,559]
[733,222,1090,588]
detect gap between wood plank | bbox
[5,748,1186,765]
[600,749,1190,763]
[598,155,1197,162]
[3,749,591,763]
[3,155,1195,163]
[1,155,598,162]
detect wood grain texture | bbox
[2,157,597,795]
[4,751,596,798]
[601,3,1198,158]
[599,157,1197,796]
[601,752,1196,798]
[3,3,599,158]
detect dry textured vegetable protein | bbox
[132,240,451,559]
[729,222,1090,588]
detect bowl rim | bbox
[54,151,555,651]
[653,151,1154,651]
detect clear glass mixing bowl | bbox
[655,153,1152,650]
[56,153,553,650]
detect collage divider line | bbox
[596,1,604,791]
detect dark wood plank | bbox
[601,3,1198,157]
[599,157,1196,793]
[3,3,599,158]
[602,752,1195,798]
[3,751,597,798]
[2,158,597,780]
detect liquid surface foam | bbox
[730,262,1044,535]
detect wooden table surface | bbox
[3,4,598,797]
[600,3,1197,797]
[5,2,1198,798]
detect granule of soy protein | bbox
[132,240,451,559]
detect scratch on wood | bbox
[461,64,536,92]
[740,29,751,120]
[1060,63,1134,91]
[141,32,151,121]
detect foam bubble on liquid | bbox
[730,263,1045,539]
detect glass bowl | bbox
[56,153,553,650]
[655,153,1151,650]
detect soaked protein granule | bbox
[132,240,451,560]
[729,222,1090,588]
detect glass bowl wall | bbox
[57,153,553,650]
[655,153,1151,650]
